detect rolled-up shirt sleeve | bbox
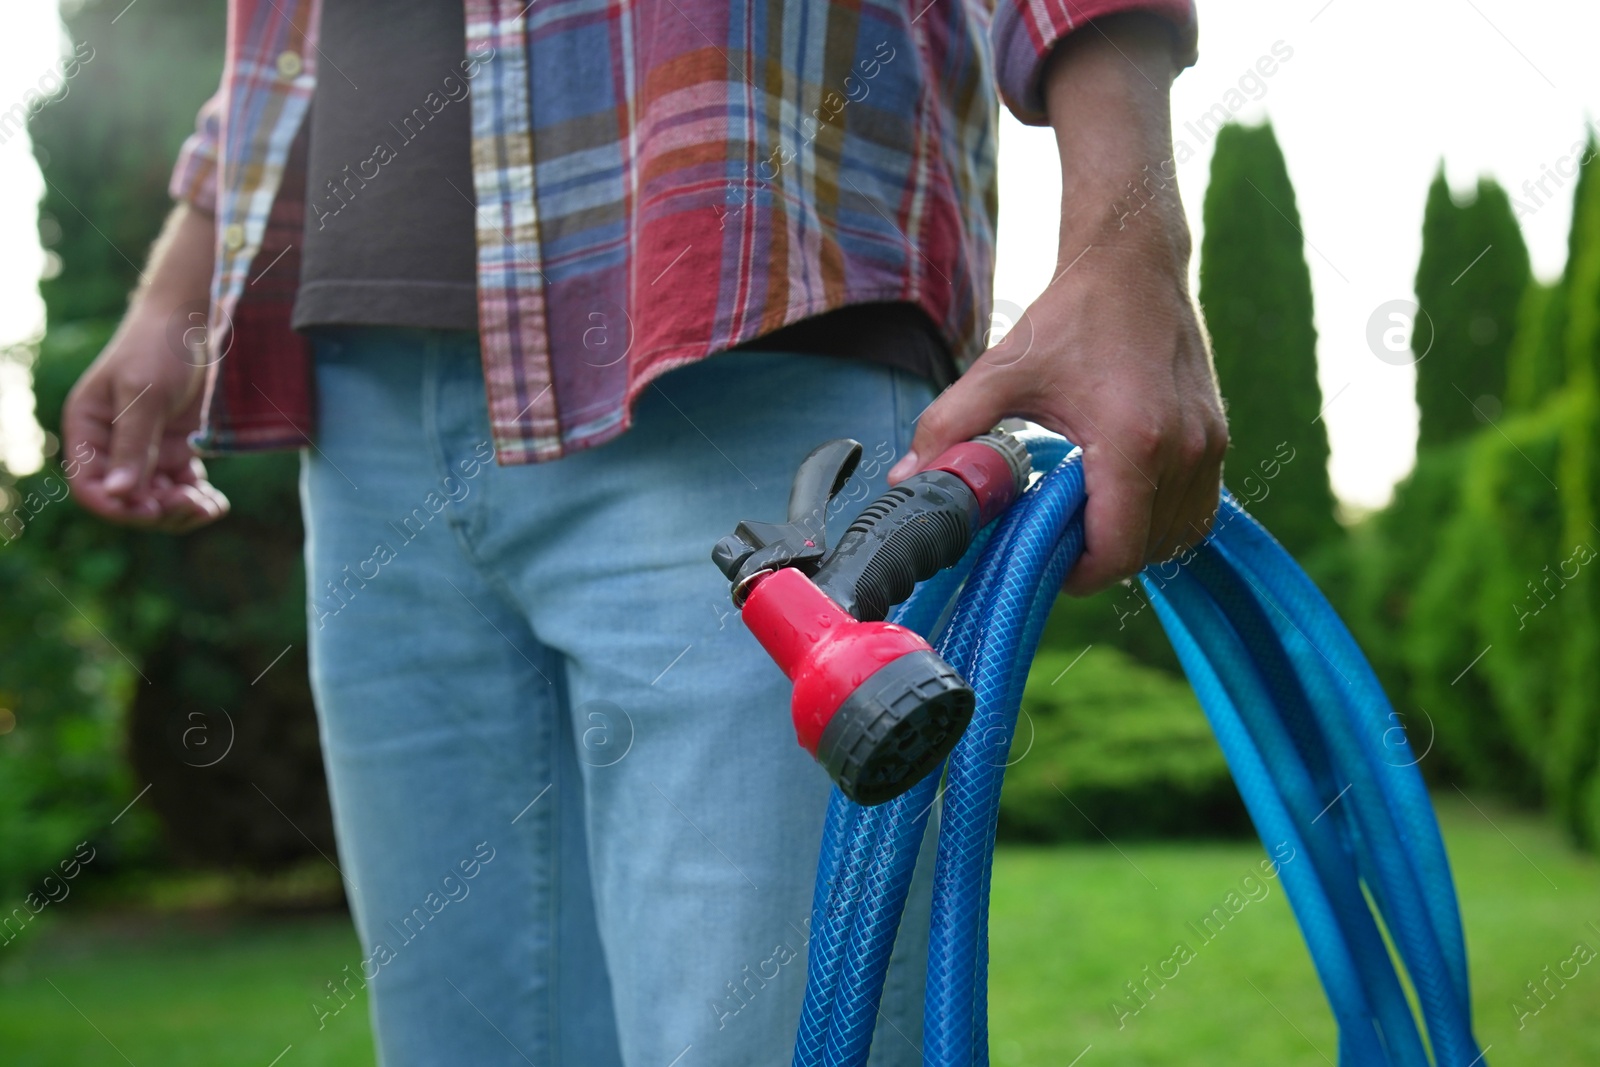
[990,0,1199,126]
[167,87,224,215]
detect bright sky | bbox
[1,0,1595,505]
[0,0,60,474]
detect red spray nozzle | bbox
[740,568,973,804]
[712,430,1030,805]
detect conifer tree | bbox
[1413,172,1531,445]
[1199,121,1336,557]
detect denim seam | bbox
[423,330,567,1057]
[473,594,562,1061]
[543,639,568,1059]
[420,331,449,504]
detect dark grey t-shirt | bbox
[292,0,479,331]
[293,1,957,388]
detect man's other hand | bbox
[63,204,229,531]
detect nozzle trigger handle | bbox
[711,438,863,595]
[810,469,979,622]
[811,431,1031,622]
[786,437,862,529]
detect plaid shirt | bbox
[173,0,1196,465]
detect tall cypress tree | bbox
[1199,121,1336,558]
[1413,171,1531,446]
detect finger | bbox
[1151,461,1220,564]
[1142,459,1197,564]
[152,457,230,530]
[75,489,163,526]
[887,373,1003,484]
[103,375,164,498]
[1151,419,1226,562]
[172,455,209,486]
[151,433,203,484]
[147,461,226,527]
[197,481,231,519]
[177,458,232,518]
[1143,443,1212,564]
[69,462,161,522]
[62,390,111,480]
[61,376,122,517]
[145,473,205,531]
[1134,401,1221,562]
[1063,442,1158,597]
[152,482,223,533]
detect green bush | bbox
[0,546,143,905]
[1403,407,1568,802]
[1,322,153,905]
[1506,281,1564,412]
[998,646,1249,842]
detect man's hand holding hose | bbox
[888,13,1228,596]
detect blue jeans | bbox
[300,328,939,1066]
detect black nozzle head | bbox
[815,649,975,806]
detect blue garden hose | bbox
[793,430,1486,1066]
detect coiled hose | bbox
[792,429,1485,1066]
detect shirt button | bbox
[222,223,246,251]
[276,50,303,79]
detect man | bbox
[64,0,1225,1063]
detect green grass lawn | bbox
[1,796,1595,1065]
[988,795,1600,1066]
[0,914,376,1067]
